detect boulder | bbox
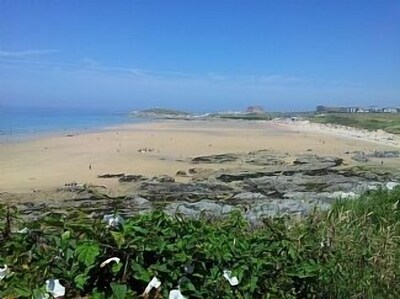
[164,200,236,219]
[176,170,187,177]
[119,175,146,183]
[192,153,238,164]
[153,175,175,183]
[137,181,235,202]
[351,153,369,163]
[371,151,400,158]
[98,173,125,178]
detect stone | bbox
[119,175,146,182]
[176,170,187,177]
[371,151,400,158]
[153,175,175,183]
[98,173,125,178]
[164,200,236,219]
[351,153,369,162]
[192,153,238,164]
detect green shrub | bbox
[1,189,400,298]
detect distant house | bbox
[316,106,342,113]
[368,106,383,113]
[246,106,264,114]
[317,105,397,113]
[383,107,398,113]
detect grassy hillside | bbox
[1,188,400,298]
[309,113,400,134]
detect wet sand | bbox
[0,120,399,193]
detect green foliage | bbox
[0,189,400,298]
[310,113,400,134]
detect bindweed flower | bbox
[0,265,8,281]
[223,270,239,286]
[386,182,400,190]
[17,227,30,234]
[103,214,124,228]
[100,257,120,268]
[143,276,162,294]
[169,288,186,299]
[45,279,65,298]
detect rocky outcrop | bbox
[3,152,399,224]
[192,153,238,164]
[371,151,400,158]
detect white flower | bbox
[169,289,186,299]
[223,269,239,286]
[17,227,30,234]
[386,182,400,190]
[144,276,162,294]
[45,279,65,298]
[100,257,121,268]
[0,265,7,281]
[103,214,124,228]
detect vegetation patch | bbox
[309,113,400,134]
[1,189,400,298]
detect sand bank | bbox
[0,120,398,193]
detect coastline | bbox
[0,119,399,194]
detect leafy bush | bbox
[1,189,400,298]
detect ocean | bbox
[0,107,139,140]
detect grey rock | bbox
[293,155,343,167]
[351,153,369,162]
[137,181,235,202]
[371,151,400,158]
[164,200,236,219]
[192,153,238,164]
[98,173,125,178]
[176,170,187,176]
[119,174,146,183]
[228,192,269,205]
[153,175,175,183]
[244,150,287,166]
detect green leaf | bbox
[75,242,100,266]
[15,285,32,297]
[74,273,89,290]
[111,283,127,299]
[62,230,71,240]
[111,231,125,248]
[112,261,123,273]
[91,289,106,299]
[32,288,47,299]
[132,226,149,234]
[131,261,151,282]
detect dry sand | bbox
[0,119,399,193]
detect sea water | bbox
[0,106,140,140]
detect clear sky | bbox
[0,0,399,112]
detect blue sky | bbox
[0,0,399,112]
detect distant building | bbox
[368,106,383,113]
[383,107,398,113]
[316,106,359,113]
[246,106,264,114]
[316,105,399,114]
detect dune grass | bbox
[310,113,400,134]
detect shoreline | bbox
[1,119,399,194]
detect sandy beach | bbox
[0,119,399,193]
